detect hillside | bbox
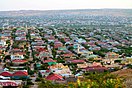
[111,69,132,78]
[111,69,132,88]
[0,9,132,17]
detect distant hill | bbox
[0,9,132,17]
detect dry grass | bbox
[111,69,132,88]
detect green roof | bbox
[48,62,57,66]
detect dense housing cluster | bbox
[0,9,132,88]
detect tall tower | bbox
[77,44,80,54]
[25,24,27,29]
[6,20,9,29]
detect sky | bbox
[0,0,132,11]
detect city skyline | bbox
[0,0,132,11]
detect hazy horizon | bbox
[0,0,132,11]
[0,8,132,12]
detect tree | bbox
[59,38,65,44]
[38,80,66,88]
[68,46,74,51]
[77,72,125,88]
[93,50,105,57]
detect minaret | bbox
[26,24,27,29]
[7,20,9,29]
[2,24,4,30]
[77,44,80,54]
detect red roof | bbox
[64,38,70,42]
[0,82,18,86]
[0,46,4,48]
[62,53,74,57]
[12,60,27,63]
[37,48,47,52]
[54,44,63,49]
[70,60,85,63]
[46,70,50,73]
[13,48,21,51]
[0,71,12,77]
[12,71,28,76]
[43,59,56,63]
[46,74,63,81]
